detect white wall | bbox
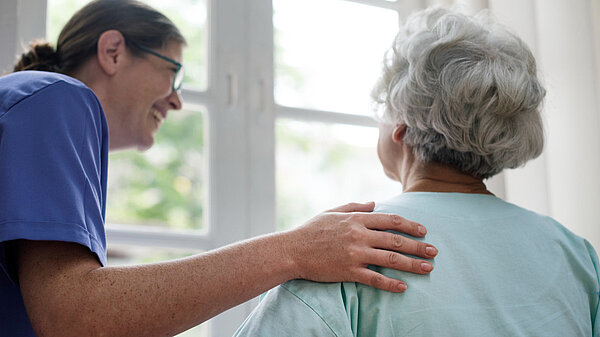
[489,0,550,218]
[0,0,46,73]
[490,0,600,251]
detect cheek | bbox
[377,137,384,163]
[134,68,171,102]
[158,74,172,95]
[153,70,174,96]
[377,134,391,171]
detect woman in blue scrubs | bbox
[0,1,438,336]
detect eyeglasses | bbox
[129,41,184,93]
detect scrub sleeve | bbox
[0,71,109,336]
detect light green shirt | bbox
[235,193,600,337]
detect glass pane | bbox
[47,0,207,89]
[273,0,398,115]
[276,120,402,231]
[46,0,91,44]
[107,244,209,337]
[144,0,208,90]
[107,108,206,231]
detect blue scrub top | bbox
[0,71,109,336]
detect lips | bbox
[151,107,166,123]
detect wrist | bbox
[271,229,303,281]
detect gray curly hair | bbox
[372,7,545,179]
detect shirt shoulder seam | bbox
[1,78,92,120]
[280,284,341,337]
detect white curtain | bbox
[489,0,600,251]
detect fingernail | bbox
[421,262,433,272]
[398,283,407,291]
[418,225,427,235]
[426,246,437,256]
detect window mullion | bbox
[343,0,402,10]
[206,0,250,248]
[207,0,266,335]
[1,0,47,72]
[277,105,378,128]
[105,224,212,250]
[246,0,276,238]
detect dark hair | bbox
[13,41,61,72]
[14,0,186,74]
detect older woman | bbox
[234,7,600,337]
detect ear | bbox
[391,124,407,143]
[96,30,127,76]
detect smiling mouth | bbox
[151,107,165,123]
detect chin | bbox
[383,168,399,182]
[136,137,155,151]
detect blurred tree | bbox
[107,110,205,230]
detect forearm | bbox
[20,233,297,337]
[20,204,437,336]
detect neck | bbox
[71,61,123,152]
[400,161,493,195]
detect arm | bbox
[17,202,437,337]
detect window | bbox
[273,0,403,230]
[45,1,422,336]
[273,0,398,115]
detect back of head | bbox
[13,0,185,75]
[372,7,546,179]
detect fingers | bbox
[367,249,434,275]
[353,268,407,293]
[351,212,427,237]
[370,231,438,259]
[326,202,375,213]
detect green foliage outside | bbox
[107,110,205,230]
[275,121,399,232]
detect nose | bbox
[166,89,183,110]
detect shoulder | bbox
[377,192,597,269]
[0,70,98,116]
[374,192,595,259]
[278,280,348,320]
[234,280,353,337]
[0,71,105,139]
[376,192,553,223]
[281,279,344,300]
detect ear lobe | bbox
[391,124,407,143]
[96,30,127,76]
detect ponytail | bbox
[14,41,61,72]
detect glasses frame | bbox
[129,40,184,93]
